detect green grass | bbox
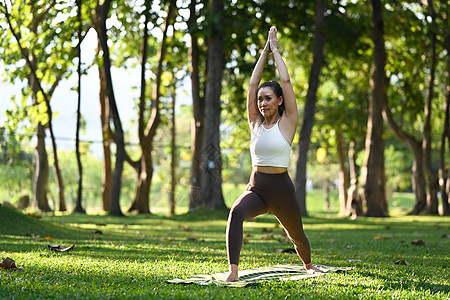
[0,192,449,299]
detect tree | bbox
[196,0,226,210]
[1,1,82,212]
[440,32,450,215]
[95,0,126,216]
[129,0,176,214]
[187,0,206,211]
[74,0,85,214]
[294,0,326,216]
[360,0,387,217]
[382,0,447,215]
[169,71,177,216]
[421,0,438,214]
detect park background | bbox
[0,1,449,299]
[0,0,449,217]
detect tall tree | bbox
[360,0,387,217]
[74,0,85,214]
[382,1,428,214]
[422,0,438,214]
[130,0,176,214]
[169,71,177,216]
[97,45,112,212]
[187,0,206,211]
[96,0,126,216]
[196,0,226,210]
[440,31,450,215]
[294,0,326,216]
[1,1,77,212]
[440,58,450,214]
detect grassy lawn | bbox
[0,191,449,299]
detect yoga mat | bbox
[167,264,352,287]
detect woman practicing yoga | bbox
[225,26,322,282]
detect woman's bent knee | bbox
[228,206,246,223]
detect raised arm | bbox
[269,27,298,142]
[247,35,270,128]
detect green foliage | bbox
[1,0,449,216]
[385,143,413,191]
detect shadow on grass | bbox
[355,269,450,295]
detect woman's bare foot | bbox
[305,263,324,274]
[225,264,239,282]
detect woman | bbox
[225,26,322,282]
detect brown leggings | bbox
[226,171,311,266]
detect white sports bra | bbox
[250,119,292,168]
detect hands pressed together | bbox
[263,26,279,53]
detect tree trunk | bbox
[98,46,112,212]
[361,0,387,217]
[33,123,51,212]
[336,124,349,216]
[440,33,450,215]
[197,0,226,210]
[74,0,85,214]
[188,0,205,211]
[294,0,326,216]
[170,77,177,216]
[422,0,438,214]
[97,0,125,216]
[132,0,175,214]
[410,147,428,214]
[346,141,360,215]
[131,1,153,214]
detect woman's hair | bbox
[257,81,285,116]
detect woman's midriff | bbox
[253,166,287,174]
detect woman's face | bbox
[257,87,282,118]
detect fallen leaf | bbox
[261,234,275,240]
[373,235,393,240]
[178,225,192,232]
[275,248,296,254]
[161,237,174,243]
[48,243,75,252]
[92,229,103,234]
[243,238,249,244]
[27,213,41,219]
[261,228,272,232]
[411,240,425,246]
[44,236,54,240]
[0,257,21,270]
[185,237,205,242]
[394,259,410,265]
[244,233,252,238]
[326,239,338,243]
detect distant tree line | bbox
[0,0,448,217]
